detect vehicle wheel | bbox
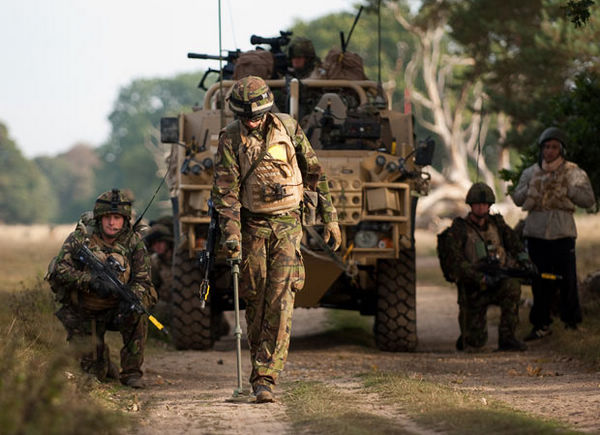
[171,245,215,350]
[374,248,417,352]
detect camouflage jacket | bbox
[512,160,595,239]
[212,112,337,248]
[443,213,526,285]
[48,212,157,310]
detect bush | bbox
[0,286,125,435]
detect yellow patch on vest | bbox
[268,143,287,161]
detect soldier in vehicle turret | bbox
[287,37,322,79]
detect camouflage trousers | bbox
[55,303,148,383]
[457,278,521,348]
[240,212,305,388]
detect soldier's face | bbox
[470,203,490,218]
[241,115,265,130]
[101,213,125,238]
[542,139,562,163]
[292,57,306,69]
[152,240,169,255]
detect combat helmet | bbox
[93,188,132,220]
[228,76,274,121]
[538,127,568,148]
[465,182,495,205]
[288,37,316,60]
[143,223,173,249]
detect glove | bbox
[521,259,538,275]
[517,252,537,274]
[224,239,241,261]
[89,275,113,298]
[323,222,341,251]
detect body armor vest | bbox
[464,220,507,267]
[523,161,576,212]
[238,116,303,214]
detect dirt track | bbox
[129,282,600,434]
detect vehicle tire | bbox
[374,248,417,352]
[170,245,215,350]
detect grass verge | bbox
[283,380,411,435]
[0,284,130,435]
[362,372,580,435]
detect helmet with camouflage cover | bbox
[288,37,316,60]
[143,220,174,248]
[538,127,568,148]
[93,188,132,220]
[228,76,274,121]
[465,182,495,205]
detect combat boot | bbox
[524,325,552,341]
[455,335,482,353]
[498,336,528,351]
[254,385,275,403]
[106,359,120,380]
[121,376,145,389]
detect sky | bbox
[0,0,355,158]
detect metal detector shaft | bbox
[230,258,243,396]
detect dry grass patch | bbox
[0,285,128,435]
[283,380,411,435]
[0,224,71,292]
[362,372,580,435]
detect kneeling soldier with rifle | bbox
[438,183,533,352]
[46,189,159,388]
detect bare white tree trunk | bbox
[388,2,496,211]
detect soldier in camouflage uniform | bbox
[512,127,595,340]
[143,216,174,304]
[441,183,530,352]
[212,76,341,403]
[287,37,322,79]
[46,189,158,388]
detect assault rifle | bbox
[478,260,561,283]
[187,49,242,90]
[75,244,168,334]
[197,198,220,308]
[250,30,292,77]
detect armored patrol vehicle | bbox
[160,33,434,352]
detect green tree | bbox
[290,7,414,106]
[447,0,600,150]
[501,71,600,206]
[0,122,55,223]
[35,144,100,223]
[94,72,204,217]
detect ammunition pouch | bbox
[302,190,319,227]
[262,183,293,203]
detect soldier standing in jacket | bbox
[212,76,341,403]
[511,127,595,340]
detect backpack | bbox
[436,218,467,283]
[232,50,274,80]
[320,48,368,80]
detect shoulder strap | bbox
[272,113,300,147]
